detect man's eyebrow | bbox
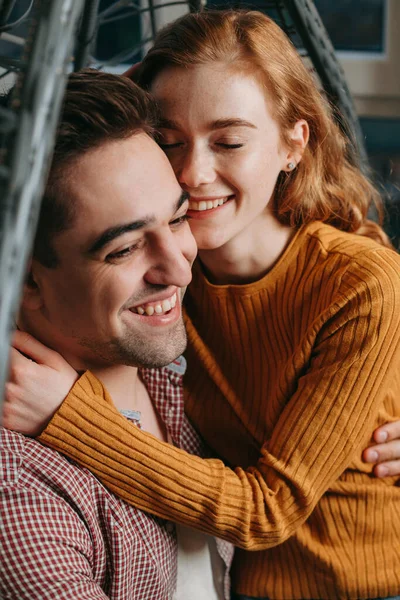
[158,118,257,130]
[87,218,155,254]
[87,191,188,255]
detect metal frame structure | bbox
[0,0,87,416]
[0,0,367,418]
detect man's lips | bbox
[129,291,178,316]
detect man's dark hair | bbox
[34,68,159,267]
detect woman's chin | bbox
[195,232,230,253]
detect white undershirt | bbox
[120,408,226,600]
[174,523,225,600]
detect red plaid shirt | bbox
[0,357,233,599]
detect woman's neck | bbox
[198,218,295,285]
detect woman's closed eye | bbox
[217,142,244,149]
[159,141,183,149]
[156,130,184,150]
[170,214,191,228]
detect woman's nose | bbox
[175,146,216,190]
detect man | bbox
[0,69,232,599]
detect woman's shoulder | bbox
[303,221,400,272]
[293,222,400,309]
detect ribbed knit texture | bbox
[39,222,400,599]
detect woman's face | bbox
[151,63,300,252]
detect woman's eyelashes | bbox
[217,142,244,149]
[159,141,183,149]
[157,130,246,151]
[170,214,191,227]
[158,140,245,150]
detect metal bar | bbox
[0,0,17,28]
[188,0,202,12]
[283,0,368,170]
[74,0,101,70]
[99,2,190,25]
[0,0,86,422]
[146,0,157,39]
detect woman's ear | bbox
[283,119,309,171]
[21,262,43,311]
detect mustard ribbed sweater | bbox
[39,222,400,599]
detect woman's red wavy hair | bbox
[135,9,391,247]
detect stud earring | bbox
[287,162,296,170]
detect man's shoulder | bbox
[1,427,51,483]
[0,426,104,498]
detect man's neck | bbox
[17,317,167,439]
[90,364,142,412]
[92,363,167,441]
[17,315,144,412]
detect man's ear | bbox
[21,261,43,311]
[283,119,309,171]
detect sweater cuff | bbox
[37,370,116,447]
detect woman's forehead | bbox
[151,64,274,124]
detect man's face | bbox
[29,133,197,369]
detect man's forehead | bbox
[67,133,179,215]
[53,134,184,252]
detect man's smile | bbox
[130,291,178,316]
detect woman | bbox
[5,10,400,599]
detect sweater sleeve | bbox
[38,251,400,551]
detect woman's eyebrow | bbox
[210,118,257,130]
[158,118,257,130]
[158,118,180,130]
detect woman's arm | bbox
[6,334,400,477]
[5,256,400,550]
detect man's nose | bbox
[175,145,216,189]
[145,230,195,288]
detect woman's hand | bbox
[2,331,79,436]
[363,421,400,477]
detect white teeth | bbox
[188,197,228,211]
[162,299,171,312]
[134,292,177,316]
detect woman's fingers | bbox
[3,339,79,435]
[364,438,400,463]
[12,330,63,368]
[373,459,400,478]
[373,420,400,444]
[363,421,400,478]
